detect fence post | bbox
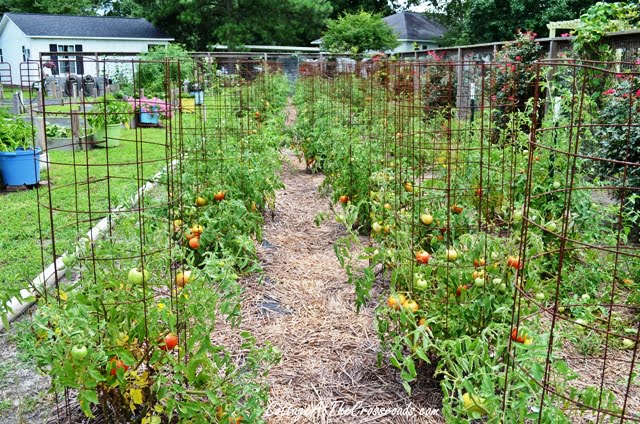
[456,47,465,119]
[71,109,80,150]
[0,83,3,100]
[12,92,22,114]
[33,116,48,171]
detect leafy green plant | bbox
[88,95,133,129]
[0,111,35,152]
[45,123,69,138]
[137,44,194,97]
[321,11,399,55]
[572,2,640,61]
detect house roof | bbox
[3,13,173,40]
[311,11,447,46]
[383,11,447,41]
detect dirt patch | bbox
[0,309,54,424]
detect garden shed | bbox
[0,13,174,85]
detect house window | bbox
[57,45,77,74]
[0,49,3,62]
[22,46,30,61]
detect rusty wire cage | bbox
[295,55,640,422]
[508,60,640,422]
[17,54,286,422]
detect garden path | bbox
[218,100,444,423]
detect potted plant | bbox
[0,111,40,186]
[188,82,204,105]
[45,123,94,151]
[89,95,132,148]
[127,96,172,126]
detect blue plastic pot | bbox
[189,90,204,105]
[0,148,42,186]
[140,111,160,124]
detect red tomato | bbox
[161,333,178,351]
[109,357,129,376]
[189,237,200,249]
[415,251,431,265]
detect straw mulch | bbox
[213,137,443,423]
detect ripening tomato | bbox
[196,196,207,207]
[404,182,414,193]
[420,214,433,225]
[339,195,349,204]
[415,251,431,265]
[109,357,129,376]
[511,327,519,341]
[473,258,486,268]
[191,224,204,236]
[189,237,200,249]
[456,285,468,297]
[175,270,192,287]
[451,204,463,214]
[387,294,406,310]
[160,333,178,351]
[402,299,419,313]
[214,191,226,201]
[507,256,523,269]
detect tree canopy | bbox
[127,0,332,50]
[321,10,399,54]
[426,0,603,45]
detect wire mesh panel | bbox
[296,54,640,422]
[23,55,286,422]
[509,60,640,422]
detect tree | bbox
[321,11,399,54]
[470,0,603,43]
[131,0,332,50]
[1,0,98,14]
[328,0,392,17]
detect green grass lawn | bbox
[0,127,170,297]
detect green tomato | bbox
[474,277,485,288]
[544,221,557,232]
[581,294,590,302]
[622,338,635,349]
[72,345,88,361]
[414,278,429,291]
[128,268,151,285]
[535,292,545,301]
[492,278,503,285]
[553,181,561,189]
[498,283,507,292]
[372,222,382,233]
[513,211,523,223]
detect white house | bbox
[312,11,447,54]
[0,13,174,85]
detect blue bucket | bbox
[140,111,160,124]
[0,148,42,186]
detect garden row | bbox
[11,66,290,422]
[294,39,640,422]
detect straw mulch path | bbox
[217,101,444,423]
